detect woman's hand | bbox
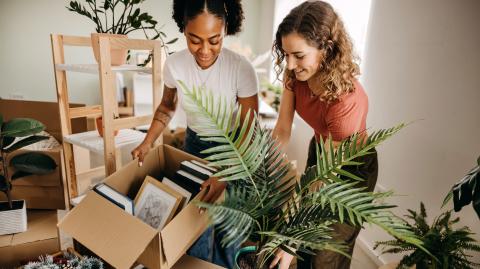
[199,177,227,204]
[131,142,152,167]
[270,249,294,269]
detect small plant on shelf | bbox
[375,202,480,269]
[66,0,178,65]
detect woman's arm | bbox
[272,89,295,149]
[238,94,259,123]
[131,86,178,165]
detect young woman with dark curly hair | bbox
[271,1,378,269]
[131,0,258,267]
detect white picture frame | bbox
[134,176,183,230]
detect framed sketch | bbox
[134,176,183,230]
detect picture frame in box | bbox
[134,176,183,230]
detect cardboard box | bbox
[162,127,186,150]
[0,210,60,267]
[0,99,87,210]
[5,147,67,210]
[58,145,219,269]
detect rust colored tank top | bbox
[293,80,368,141]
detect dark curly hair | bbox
[273,1,360,103]
[172,0,244,35]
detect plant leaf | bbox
[0,175,8,192]
[2,118,45,137]
[4,135,49,153]
[12,171,33,180]
[10,152,57,174]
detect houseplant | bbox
[0,115,57,235]
[375,202,480,269]
[179,82,428,268]
[66,0,178,65]
[442,156,480,218]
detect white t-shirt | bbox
[163,48,258,130]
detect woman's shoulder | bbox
[334,79,368,106]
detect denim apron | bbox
[184,127,238,268]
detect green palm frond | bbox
[301,125,406,189]
[197,186,263,247]
[179,82,426,265]
[258,221,348,266]
[180,81,268,198]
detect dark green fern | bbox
[375,202,480,269]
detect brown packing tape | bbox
[58,192,158,269]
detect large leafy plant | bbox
[179,82,428,267]
[442,156,480,218]
[66,0,178,58]
[375,202,480,269]
[0,115,57,209]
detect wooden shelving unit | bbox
[50,34,164,204]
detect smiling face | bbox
[184,11,225,69]
[281,32,325,82]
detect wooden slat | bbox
[51,34,79,202]
[97,36,118,176]
[113,115,152,130]
[110,37,157,50]
[69,105,102,119]
[62,35,91,47]
[118,106,133,116]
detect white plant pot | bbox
[0,199,27,235]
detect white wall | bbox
[0,0,266,105]
[360,0,480,264]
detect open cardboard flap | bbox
[58,192,158,268]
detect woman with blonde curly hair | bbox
[271,1,378,268]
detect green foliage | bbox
[180,82,426,266]
[66,0,178,55]
[443,156,480,218]
[260,81,283,112]
[0,115,56,208]
[375,202,480,269]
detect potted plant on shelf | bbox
[66,0,178,66]
[375,202,480,269]
[0,115,57,235]
[179,82,429,269]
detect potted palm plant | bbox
[179,82,429,268]
[66,0,178,65]
[0,115,57,235]
[375,202,480,269]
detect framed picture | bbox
[134,176,183,230]
[162,177,192,209]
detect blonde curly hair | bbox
[273,1,360,103]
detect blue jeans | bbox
[184,127,239,268]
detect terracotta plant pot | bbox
[95,117,119,137]
[0,200,27,235]
[91,33,128,66]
